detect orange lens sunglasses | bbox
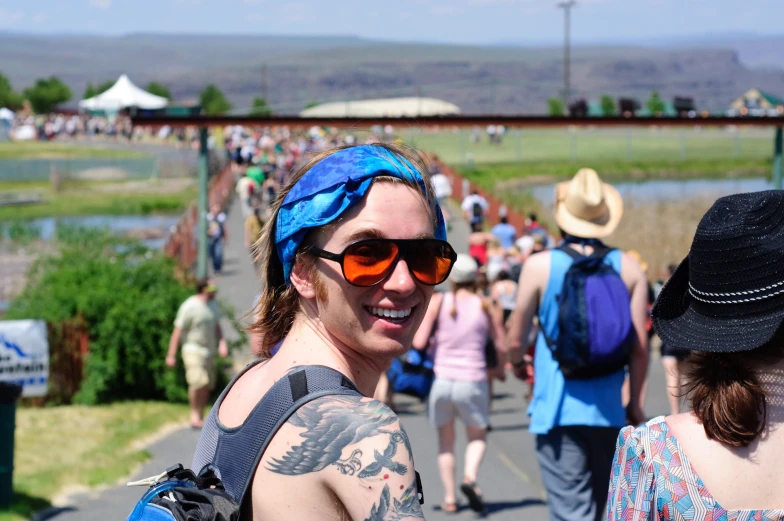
[310,238,457,287]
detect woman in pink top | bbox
[413,254,506,514]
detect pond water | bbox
[525,177,775,208]
[2,214,181,250]
[519,177,776,279]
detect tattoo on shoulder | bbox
[364,480,424,521]
[266,396,423,519]
[266,396,411,477]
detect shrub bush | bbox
[6,228,217,404]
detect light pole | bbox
[557,0,577,115]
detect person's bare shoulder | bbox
[619,251,646,288]
[521,250,551,281]
[254,394,424,521]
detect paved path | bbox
[44,197,672,520]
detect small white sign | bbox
[0,320,50,398]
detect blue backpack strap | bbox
[211,365,362,505]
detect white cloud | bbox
[0,8,24,27]
[88,0,113,9]
[31,11,50,24]
[431,4,458,15]
[280,2,307,22]
[244,11,263,22]
[468,0,517,5]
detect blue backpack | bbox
[542,244,634,379]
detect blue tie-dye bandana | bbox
[275,145,447,284]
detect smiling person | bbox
[191,144,456,520]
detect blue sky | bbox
[0,0,782,45]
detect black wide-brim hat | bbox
[653,190,784,353]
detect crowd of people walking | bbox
[160,135,784,521]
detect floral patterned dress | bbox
[605,416,784,521]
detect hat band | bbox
[689,281,784,305]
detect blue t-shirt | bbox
[491,223,517,249]
[528,247,626,435]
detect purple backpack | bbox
[543,245,634,379]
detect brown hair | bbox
[195,278,210,294]
[447,281,479,318]
[683,327,784,448]
[249,143,437,358]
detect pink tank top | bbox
[432,292,490,382]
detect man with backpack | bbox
[506,168,649,521]
[461,190,488,227]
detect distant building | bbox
[299,97,461,118]
[728,88,784,117]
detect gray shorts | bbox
[428,377,490,429]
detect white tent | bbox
[300,97,461,118]
[79,74,168,111]
[0,107,14,120]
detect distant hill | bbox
[3,32,784,114]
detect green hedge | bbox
[6,228,201,404]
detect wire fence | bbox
[394,126,778,166]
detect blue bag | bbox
[543,244,634,379]
[387,349,435,400]
[125,465,238,521]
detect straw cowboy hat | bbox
[554,168,623,239]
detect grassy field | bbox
[0,179,197,220]
[1,402,189,521]
[458,157,772,190]
[0,142,148,160]
[400,127,776,166]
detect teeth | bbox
[370,307,412,319]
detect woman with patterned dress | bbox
[605,191,784,521]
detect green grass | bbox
[1,402,189,521]
[0,142,149,160]
[0,184,197,220]
[401,127,776,165]
[458,157,773,192]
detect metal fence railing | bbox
[0,158,160,182]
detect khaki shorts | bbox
[182,349,216,390]
[428,377,490,429]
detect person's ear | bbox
[289,260,318,299]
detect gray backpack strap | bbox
[211,365,361,504]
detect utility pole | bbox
[261,62,268,102]
[557,0,577,115]
[196,127,209,279]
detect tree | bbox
[23,76,72,114]
[547,97,564,117]
[600,95,616,116]
[83,82,97,99]
[199,85,232,115]
[0,72,22,109]
[95,79,115,95]
[250,96,272,116]
[146,81,172,100]
[646,90,666,115]
[83,80,114,100]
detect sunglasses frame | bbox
[310,238,457,287]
